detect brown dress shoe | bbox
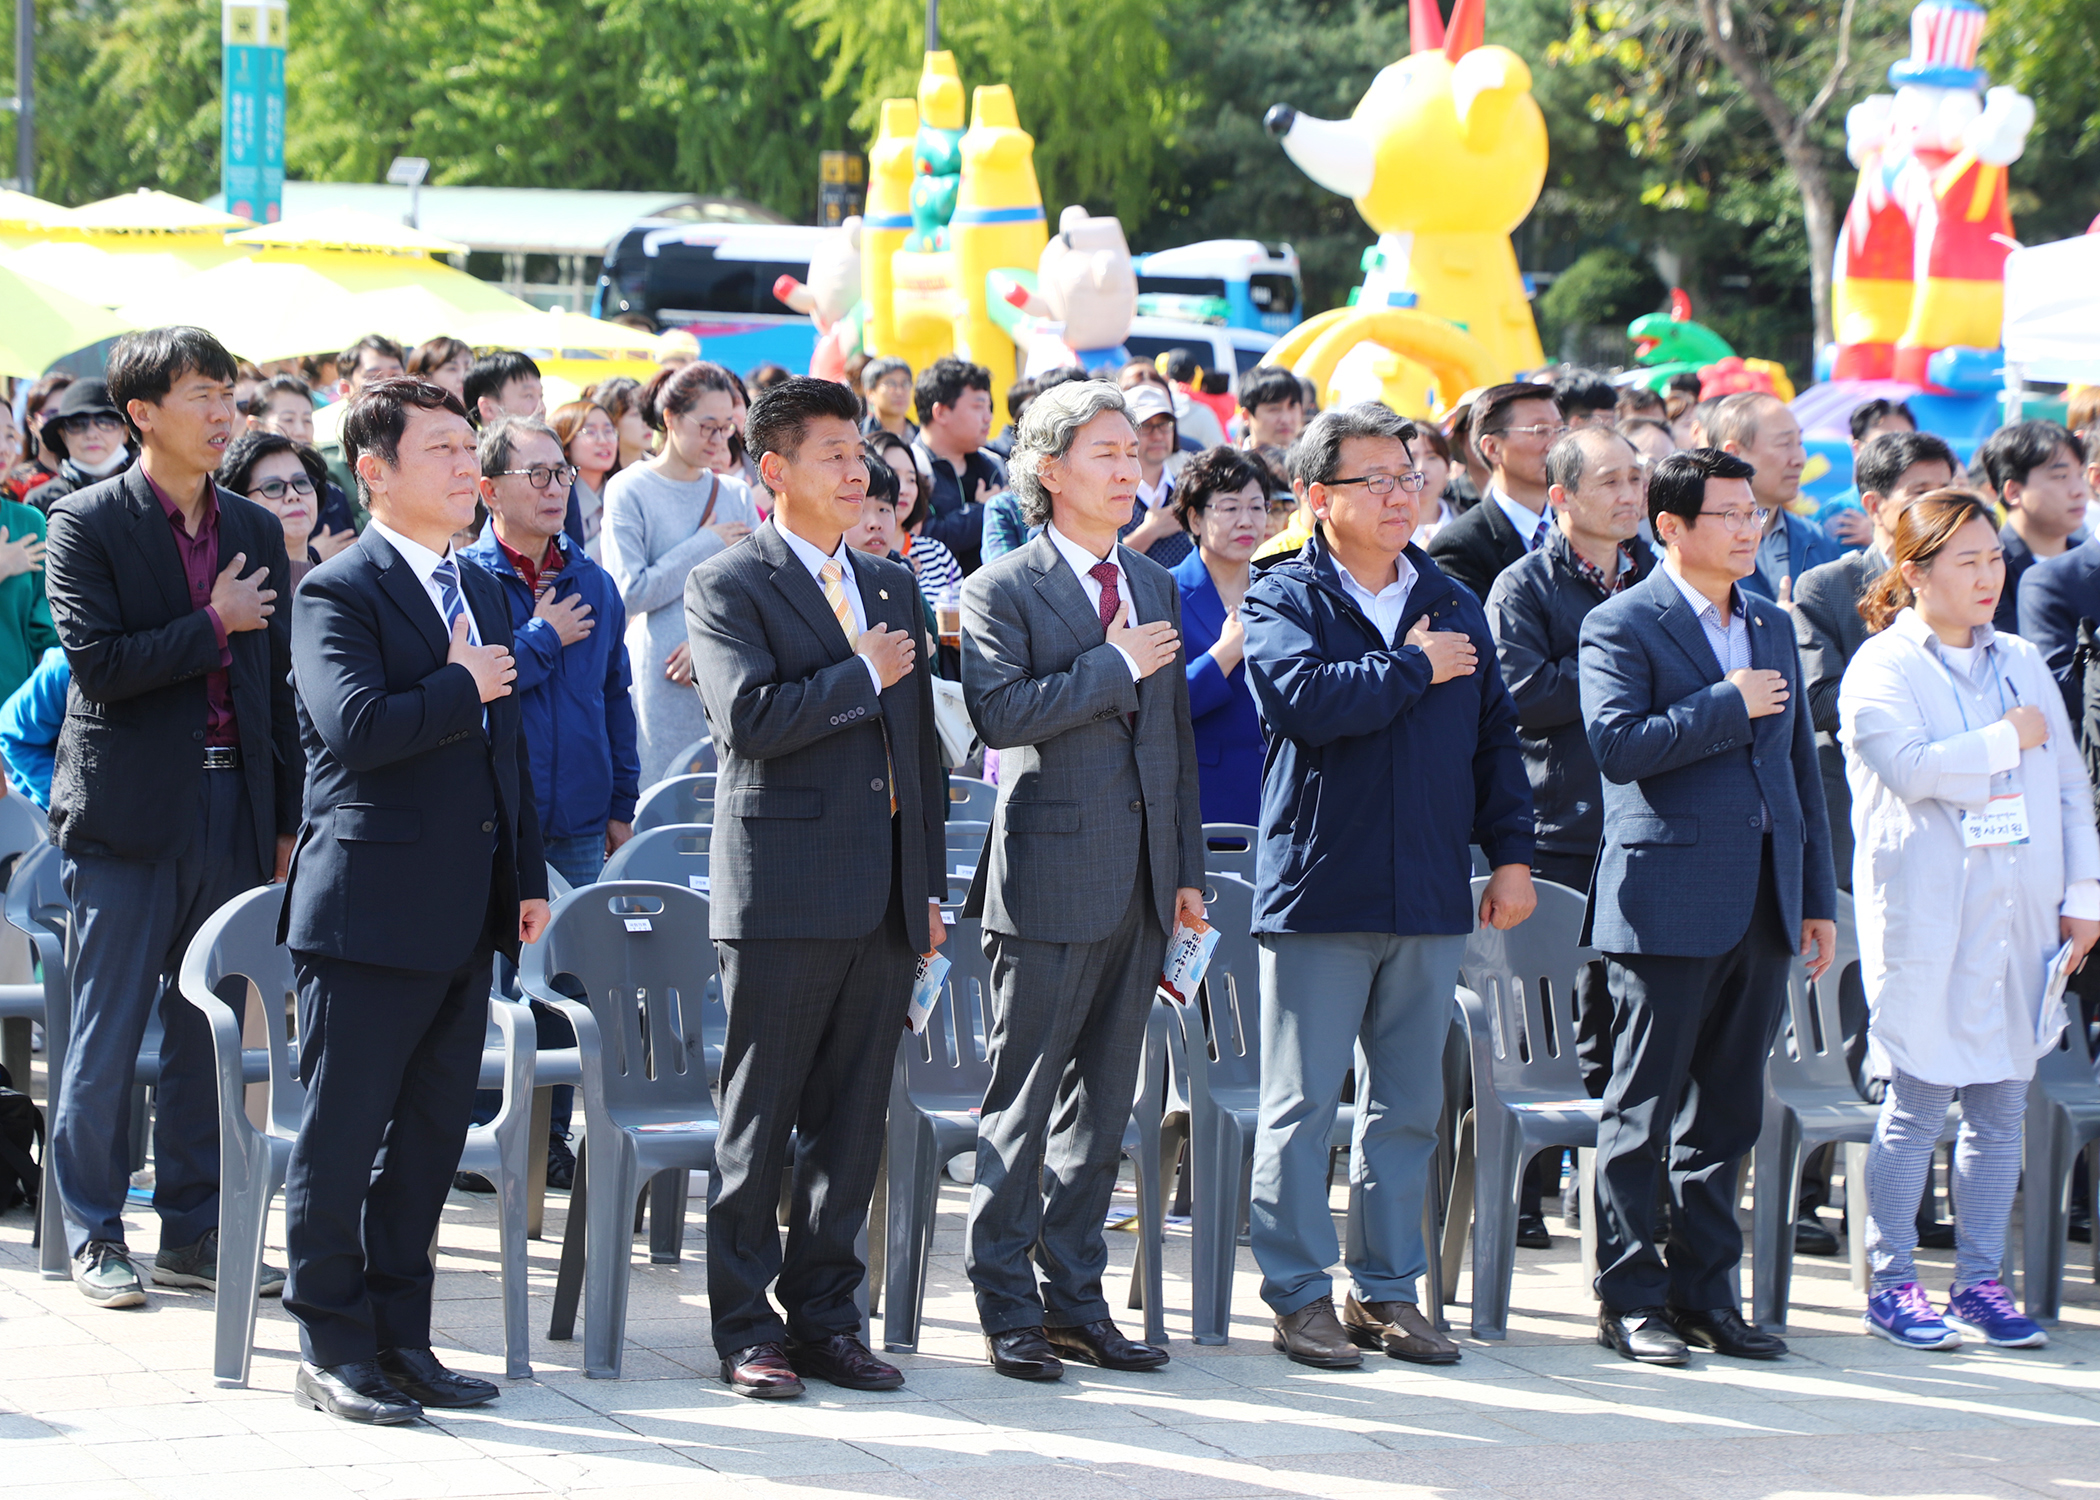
[788,1332,905,1390]
[1272,1298,1364,1368]
[1343,1295,1461,1365]
[721,1342,805,1398]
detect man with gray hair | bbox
[1243,401,1536,1369]
[959,378,1207,1382]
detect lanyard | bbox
[1921,637,2015,733]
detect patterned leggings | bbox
[1865,1069,2025,1292]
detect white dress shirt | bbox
[777,521,885,696]
[1660,557,1749,675]
[1048,522,1143,679]
[1337,552,1419,645]
[1490,485,1553,553]
[370,519,482,644]
[1135,471,1175,512]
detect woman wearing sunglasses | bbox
[217,430,331,589]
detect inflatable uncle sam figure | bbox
[1830,0,2034,387]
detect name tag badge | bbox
[1962,792,2030,849]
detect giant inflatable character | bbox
[985,205,1139,376]
[772,215,865,384]
[1257,0,1544,415]
[1831,0,2034,388]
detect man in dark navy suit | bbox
[278,378,549,1425]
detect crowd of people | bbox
[6,315,2100,1424]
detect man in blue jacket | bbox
[1578,448,1835,1367]
[463,416,639,889]
[0,644,68,808]
[1242,402,1537,1370]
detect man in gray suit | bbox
[685,377,948,1400]
[1579,448,1836,1368]
[960,380,1206,1381]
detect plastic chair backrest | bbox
[2036,989,2100,1091]
[599,825,711,890]
[4,839,65,950]
[947,777,997,822]
[1459,875,1596,1101]
[901,911,997,1113]
[0,794,46,867]
[1201,824,1258,881]
[634,774,716,833]
[519,881,720,1120]
[1768,888,1864,1096]
[176,884,302,1136]
[946,820,990,870]
[545,863,574,900]
[668,737,717,776]
[1186,874,1262,1101]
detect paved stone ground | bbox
[4,1147,2098,1500]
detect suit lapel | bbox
[1485,493,1533,565]
[1028,532,1108,649]
[123,468,197,621]
[1651,572,1726,685]
[364,528,452,667]
[758,522,854,664]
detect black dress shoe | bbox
[294,1361,422,1425]
[2070,1207,2092,1245]
[985,1326,1065,1381]
[546,1135,577,1191]
[788,1332,904,1391]
[1045,1318,1169,1371]
[376,1347,499,1407]
[1516,1213,1552,1250]
[1667,1306,1788,1360]
[1794,1216,1840,1256]
[1597,1307,1689,1366]
[1917,1218,1958,1250]
[721,1342,805,1399]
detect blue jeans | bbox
[543,832,606,892]
[1249,929,1466,1315]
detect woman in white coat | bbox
[1840,490,2100,1352]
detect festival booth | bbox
[2001,233,2100,395]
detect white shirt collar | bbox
[1047,521,1120,583]
[369,519,456,583]
[1336,552,1417,610]
[1137,470,1174,510]
[776,520,856,583]
[1660,555,1741,622]
[1490,484,1548,545]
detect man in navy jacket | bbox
[1242,402,1536,1370]
[1578,448,1835,1367]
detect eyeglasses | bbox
[684,418,736,441]
[1696,506,1772,533]
[249,475,316,501]
[1490,423,1569,441]
[59,413,126,434]
[1324,471,1430,495]
[496,463,580,491]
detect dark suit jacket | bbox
[960,530,1206,944]
[1578,566,1835,957]
[1426,491,1532,603]
[683,521,946,951]
[43,464,299,872]
[279,528,546,972]
[2017,534,2100,723]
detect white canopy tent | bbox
[2003,234,2100,384]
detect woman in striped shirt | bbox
[869,428,962,609]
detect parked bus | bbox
[1131,240,1302,336]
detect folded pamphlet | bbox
[1158,916,1219,1007]
[910,952,950,1036]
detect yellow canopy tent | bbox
[226,208,469,260]
[0,261,137,377]
[114,249,536,364]
[4,239,245,310]
[69,189,253,236]
[456,307,664,386]
[0,190,79,251]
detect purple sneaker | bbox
[1863,1282,1962,1349]
[1944,1280,2048,1349]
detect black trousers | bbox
[283,932,496,1367]
[1594,842,1793,1313]
[707,837,915,1356]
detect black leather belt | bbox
[203,746,241,769]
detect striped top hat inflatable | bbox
[1889,0,1990,91]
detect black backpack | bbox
[0,1062,44,1213]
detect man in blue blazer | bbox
[278,378,549,1425]
[1578,448,1835,1367]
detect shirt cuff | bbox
[856,653,885,698]
[1111,643,1142,680]
[1979,718,2023,775]
[2062,879,2100,922]
[204,604,230,663]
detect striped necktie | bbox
[822,559,897,816]
[432,558,487,733]
[1531,514,1553,551]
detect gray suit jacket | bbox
[684,520,946,950]
[960,530,1206,944]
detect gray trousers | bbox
[1250,929,1467,1316]
[965,866,1164,1334]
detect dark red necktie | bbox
[1090,560,1121,629]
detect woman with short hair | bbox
[552,400,619,561]
[1170,446,1271,825]
[218,430,331,589]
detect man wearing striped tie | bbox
[278,377,549,1425]
[685,377,949,1400]
[1426,381,1565,605]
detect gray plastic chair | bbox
[2022,1012,2100,1320]
[665,736,717,777]
[176,884,540,1383]
[1445,876,1602,1339]
[881,910,1170,1351]
[945,819,989,874]
[0,794,51,1088]
[1201,824,1258,882]
[946,776,996,822]
[522,881,722,1379]
[6,841,71,1277]
[633,774,716,833]
[600,825,711,889]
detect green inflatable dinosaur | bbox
[1627,295,1736,392]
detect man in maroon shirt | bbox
[42,327,301,1310]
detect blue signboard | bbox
[221,1,287,223]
